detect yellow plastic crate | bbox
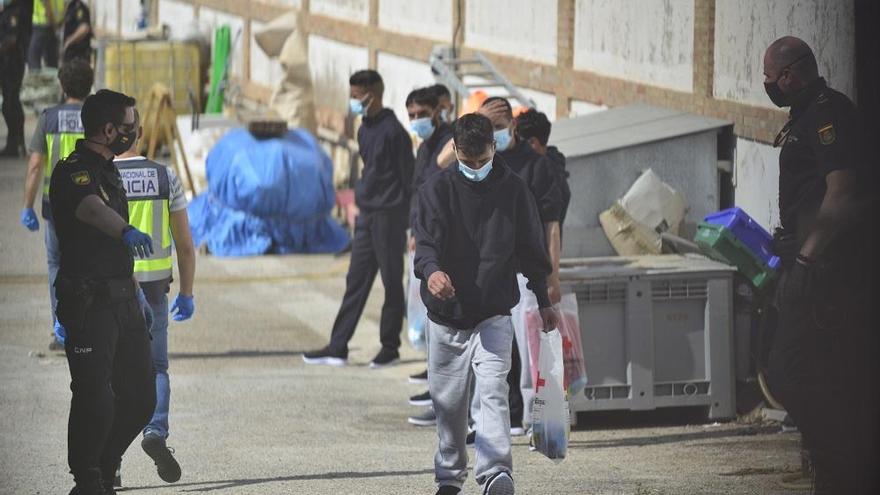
[102,41,203,115]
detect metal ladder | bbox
[430,45,536,109]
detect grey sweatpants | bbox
[428,315,514,489]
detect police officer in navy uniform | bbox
[61,0,92,64]
[762,37,869,494]
[0,0,31,156]
[50,89,157,495]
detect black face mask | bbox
[764,53,813,108]
[108,126,137,155]
[764,80,788,107]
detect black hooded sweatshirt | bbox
[355,108,415,214]
[410,122,454,228]
[498,140,563,224]
[413,156,552,330]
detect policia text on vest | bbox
[116,159,173,283]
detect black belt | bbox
[56,275,137,305]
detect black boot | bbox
[68,469,105,495]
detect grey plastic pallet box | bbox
[560,255,737,420]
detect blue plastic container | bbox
[703,208,781,270]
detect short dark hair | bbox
[349,70,384,92]
[453,114,494,157]
[81,89,136,137]
[481,96,514,119]
[58,59,94,100]
[406,87,438,108]
[516,109,552,146]
[428,84,451,99]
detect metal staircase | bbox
[430,46,536,109]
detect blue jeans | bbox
[144,293,171,438]
[45,219,60,330]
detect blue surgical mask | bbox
[458,159,493,182]
[494,128,512,151]
[349,98,365,116]
[410,117,435,140]
[440,108,453,123]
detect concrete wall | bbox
[310,0,370,24]
[376,52,437,125]
[93,0,120,34]
[157,0,196,39]
[119,0,143,37]
[465,0,558,64]
[573,0,695,92]
[714,0,856,108]
[308,35,370,115]
[733,138,780,230]
[379,0,452,42]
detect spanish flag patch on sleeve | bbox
[71,171,91,186]
[817,123,836,146]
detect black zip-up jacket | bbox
[413,157,552,330]
[499,140,563,224]
[355,108,415,214]
[410,122,454,228]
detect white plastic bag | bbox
[406,251,427,351]
[529,329,569,462]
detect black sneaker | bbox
[141,434,182,483]
[407,408,436,426]
[466,430,476,445]
[484,472,514,495]
[67,478,104,495]
[369,347,399,369]
[302,346,347,367]
[409,368,428,384]
[409,390,432,406]
[435,485,461,495]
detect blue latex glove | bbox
[122,226,154,259]
[54,321,67,344]
[20,208,39,231]
[136,287,155,331]
[170,293,194,321]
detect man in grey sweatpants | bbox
[413,113,558,495]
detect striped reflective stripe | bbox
[129,199,173,281]
[43,133,82,195]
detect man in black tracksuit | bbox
[414,113,557,495]
[304,70,414,368]
[408,87,455,234]
[477,97,564,433]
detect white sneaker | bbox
[484,472,514,495]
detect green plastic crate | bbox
[694,222,777,290]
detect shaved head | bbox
[764,36,819,83]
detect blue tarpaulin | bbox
[188,129,350,256]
